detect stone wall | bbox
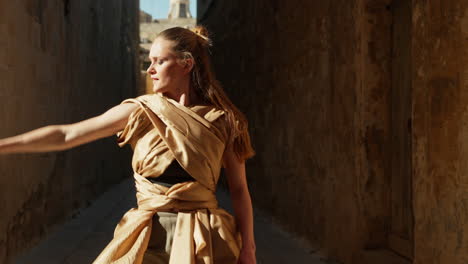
[412,1,468,263]
[199,1,394,262]
[0,0,139,263]
[201,0,468,263]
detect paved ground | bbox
[14,178,328,264]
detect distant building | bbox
[140,10,153,23]
[168,0,193,19]
[139,17,196,47]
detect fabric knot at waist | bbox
[93,172,241,264]
[134,172,218,212]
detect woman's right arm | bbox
[0,103,138,154]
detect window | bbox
[179,4,187,18]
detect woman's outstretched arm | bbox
[0,103,138,154]
[223,143,256,264]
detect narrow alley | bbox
[2,0,468,264]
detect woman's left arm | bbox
[223,143,256,264]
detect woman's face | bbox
[146,38,188,94]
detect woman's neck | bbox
[161,85,203,107]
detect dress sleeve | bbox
[116,101,152,148]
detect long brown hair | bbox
[156,26,255,161]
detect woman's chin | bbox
[152,85,169,95]
[152,87,162,94]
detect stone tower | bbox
[168,0,192,19]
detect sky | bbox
[140,0,197,19]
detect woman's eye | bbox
[158,60,164,65]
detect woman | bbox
[0,26,256,264]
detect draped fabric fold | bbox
[93,94,241,264]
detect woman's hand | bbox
[238,246,257,264]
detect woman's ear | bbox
[183,58,194,73]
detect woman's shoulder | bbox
[129,94,157,103]
[191,105,225,123]
[119,94,153,107]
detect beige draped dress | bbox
[93,93,242,264]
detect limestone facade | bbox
[0,1,139,263]
[140,18,196,45]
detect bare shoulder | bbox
[98,102,139,122]
[63,101,139,147]
[90,102,140,134]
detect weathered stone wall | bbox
[202,0,468,263]
[356,0,393,255]
[412,1,468,263]
[0,0,139,263]
[199,1,393,263]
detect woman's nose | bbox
[146,64,155,75]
